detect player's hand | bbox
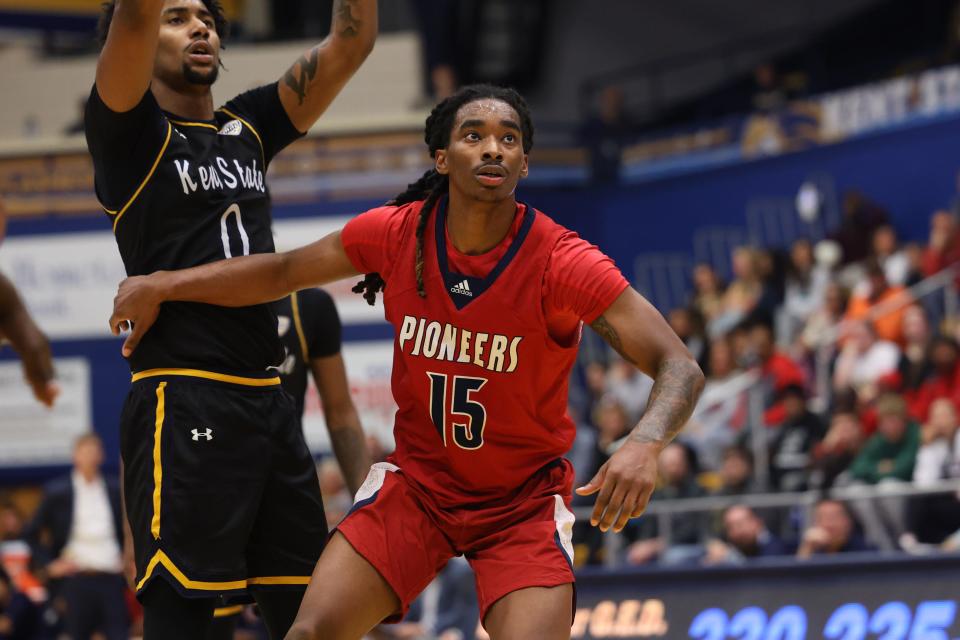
[17,327,59,407]
[575,439,660,533]
[110,274,164,357]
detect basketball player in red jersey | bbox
[110,85,705,640]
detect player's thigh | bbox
[286,532,400,640]
[484,584,574,640]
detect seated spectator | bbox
[0,566,40,640]
[908,336,960,423]
[844,260,911,346]
[0,504,43,606]
[749,317,807,425]
[317,458,352,530]
[625,444,707,566]
[770,385,825,492]
[605,357,654,424]
[849,393,920,484]
[780,238,830,345]
[896,305,934,398]
[683,338,748,470]
[905,398,960,544]
[800,282,849,354]
[668,307,707,366]
[796,499,874,557]
[832,321,900,402]
[709,247,763,337]
[713,446,759,497]
[829,191,890,266]
[921,210,960,278]
[703,505,789,565]
[809,411,865,490]
[690,263,725,326]
[872,224,910,287]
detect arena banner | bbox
[0,357,91,467]
[572,555,960,639]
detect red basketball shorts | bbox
[336,458,576,624]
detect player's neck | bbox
[151,80,215,121]
[445,192,518,256]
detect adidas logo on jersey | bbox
[219,119,242,136]
[450,279,473,297]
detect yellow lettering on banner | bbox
[615,599,641,636]
[637,599,668,637]
[570,608,592,638]
[589,601,616,637]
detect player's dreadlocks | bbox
[96,0,230,48]
[353,84,535,306]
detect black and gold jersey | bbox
[85,83,303,375]
[271,288,342,417]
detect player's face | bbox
[155,0,221,89]
[435,99,529,203]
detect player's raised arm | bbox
[0,273,58,407]
[576,287,705,533]
[95,0,165,112]
[110,230,359,356]
[279,0,378,133]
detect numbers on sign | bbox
[220,203,250,258]
[908,601,955,640]
[729,607,767,640]
[765,606,807,640]
[824,603,869,640]
[870,602,911,640]
[689,608,728,640]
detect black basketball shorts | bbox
[120,369,327,600]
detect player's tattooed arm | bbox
[279,0,377,130]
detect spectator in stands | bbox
[0,565,40,640]
[317,458,352,530]
[850,393,920,484]
[605,357,654,424]
[844,259,911,346]
[709,247,763,337]
[751,63,787,113]
[800,281,849,354]
[770,385,825,492]
[809,411,865,490]
[668,307,707,367]
[625,443,707,566]
[908,336,960,422]
[905,398,960,544]
[749,317,807,426]
[829,191,890,266]
[781,238,830,345]
[409,0,459,101]
[832,321,900,402]
[713,446,759,497]
[26,433,127,640]
[796,499,873,558]
[703,505,788,565]
[872,224,910,287]
[897,305,934,400]
[921,210,960,278]
[0,504,43,609]
[683,337,748,470]
[691,263,726,326]
[580,85,635,185]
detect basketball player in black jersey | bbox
[208,288,371,637]
[84,1,377,638]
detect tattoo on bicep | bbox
[631,358,704,445]
[333,0,361,38]
[283,47,321,106]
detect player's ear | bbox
[435,149,449,175]
[519,154,529,179]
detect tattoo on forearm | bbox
[590,316,633,364]
[333,0,361,38]
[632,358,704,445]
[283,47,321,106]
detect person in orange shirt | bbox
[844,260,911,346]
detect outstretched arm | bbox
[279,0,378,132]
[0,273,58,407]
[576,287,704,532]
[312,354,371,495]
[95,0,165,112]
[110,231,359,356]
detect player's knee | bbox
[284,623,317,640]
[285,617,354,640]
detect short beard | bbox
[183,63,218,86]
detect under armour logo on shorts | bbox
[191,428,213,441]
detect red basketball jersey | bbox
[344,197,624,507]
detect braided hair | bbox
[353,84,535,305]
